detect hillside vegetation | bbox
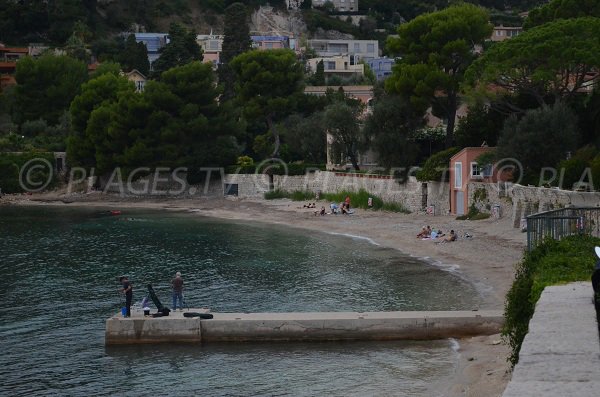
[0,0,539,46]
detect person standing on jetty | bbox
[120,276,133,317]
[171,272,184,311]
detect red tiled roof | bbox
[0,61,17,73]
[0,47,28,54]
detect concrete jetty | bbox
[105,310,503,345]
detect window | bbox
[354,43,360,52]
[495,30,502,36]
[471,162,482,178]
[454,162,462,188]
[265,42,273,49]
[367,43,375,53]
[326,61,336,70]
[136,81,145,92]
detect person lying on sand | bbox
[436,230,457,244]
[416,226,432,238]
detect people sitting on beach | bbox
[330,203,339,214]
[303,203,316,209]
[341,202,350,215]
[315,206,326,216]
[416,225,432,238]
[344,195,351,210]
[444,230,457,242]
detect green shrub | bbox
[456,204,491,220]
[289,190,315,201]
[264,189,288,200]
[416,147,460,182]
[264,189,315,201]
[264,187,409,212]
[0,152,57,193]
[322,188,409,213]
[556,146,597,189]
[503,235,600,366]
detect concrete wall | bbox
[106,316,202,344]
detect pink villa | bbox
[449,147,496,215]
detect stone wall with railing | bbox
[467,182,600,228]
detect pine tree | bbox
[218,2,251,101]
[152,23,203,76]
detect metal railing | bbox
[526,207,600,251]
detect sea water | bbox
[0,205,479,396]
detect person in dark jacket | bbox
[171,272,184,311]
[120,276,133,317]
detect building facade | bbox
[251,35,290,50]
[449,147,496,215]
[366,57,394,81]
[311,0,359,12]
[307,55,364,79]
[196,34,224,67]
[491,25,523,42]
[134,33,169,68]
[308,39,378,62]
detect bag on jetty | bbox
[183,312,213,319]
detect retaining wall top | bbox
[502,282,600,397]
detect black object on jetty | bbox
[147,284,170,316]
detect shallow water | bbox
[0,206,478,396]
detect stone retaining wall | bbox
[468,182,600,228]
[224,171,450,214]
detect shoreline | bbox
[2,192,520,396]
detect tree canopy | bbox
[219,2,252,101]
[67,62,242,175]
[230,49,304,158]
[14,54,88,125]
[324,100,365,171]
[466,17,600,108]
[152,23,203,76]
[385,3,492,148]
[496,102,580,183]
[524,0,600,29]
[363,95,423,170]
[68,72,134,169]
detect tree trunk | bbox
[348,151,360,171]
[445,93,458,148]
[266,115,280,158]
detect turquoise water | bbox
[0,206,479,396]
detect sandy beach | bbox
[2,192,524,396]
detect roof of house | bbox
[450,146,494,161]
